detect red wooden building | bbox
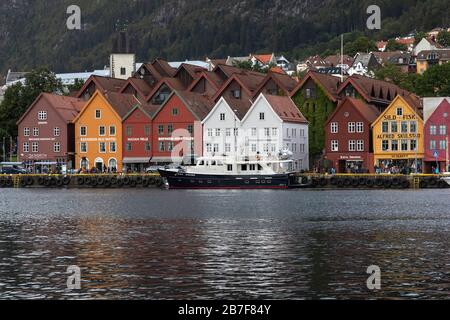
[324,97,380,173]
[122,103,159,172]
[151,90,214,164]
[424,99,450,173]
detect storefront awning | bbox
[122,157,151,164]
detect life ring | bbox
[336,179,344,187]
[77,176,85,185]
[136,176,143,185]
[90,178,98,186]
[365,179,374,187]
[62,176,71,185]
[343,178,352,187]
[375,179,384,187]
[129,179,137,188]
[358,177,367,185]
[142,178,150,187]
[148,177,156,185]
[38,176,45,185]
[103,177,111,187]
[122,176,130,185]
[383,179,392,188]
[155,177,163,187]
[21,179,28,187]
[392,178,401,186]
[330,177,338,185]
[83,176,91,185]
[5,178,13,187]
[26,176,34,185]
[110,177,118,185]
[117,178,124,187]
[44,178,51,187]
[96,177,105,186]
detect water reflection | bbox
[0,189,449,299]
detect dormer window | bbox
[220,113,226,121]
[259,112,265,120]
[95,109,101,119]
[232,89,241,99]
[38,111,47,121]
[396,108,403,116]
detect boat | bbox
[158,153,307,190]
[440,172,450,186]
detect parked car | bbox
[0,166,28,174]
[145,166,164,174]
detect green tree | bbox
[416,63,450,97]
[436,31,450,47]
[385,39,408,52]
[414,32,428,45]
[374,65,419,93]
[0,68,63,138]
[344,37,377,56]
[66,78,85,94]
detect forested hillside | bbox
[0,0,449,78]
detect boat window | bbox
[211,161,216,166]
[241,164,247,171]
[227,165,233,171]
[250,164,256,171]
[199,161,205,166]
[258,164,263,171]
[245,180,250,184]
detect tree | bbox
[416,63,450,97]
[344,37,377,56]
[436,31,450,47]
[375,65,419,93]
[66,78,85,94]
[0,68,63,139]
[414,31,428,45]
[385,39,408,52]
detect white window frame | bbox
[348,122,356,133]
[54,142,61,153]
[33,127,39,137]
[331,140,338,152]
[38,111,47,121]
[24,127,30,137]
[95,109,101,119]
[331,122,338,134]
[80,126,87,136]
[54,127,60,137]
[32,142,39,153]
[99,142,106,153]
[23,142,29,153]
[348,140,356,151]
[110,142,116,153]
[357,140,364,151]
[356,122,364,133]
[80,142,87,153]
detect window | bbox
[38,111,47,121]
[430,140,436,150]
[391,122,398,133]
[95,110,101,119]
[215,128,221,137]
[225,143,231,153]
[187,125,193,135]
[99,126,106,136]
[430,125,437,135]
[300,144,305,153]
[227,165,233,171]
[220,113,226,121]
[410,139,417,151]
[54,127,60,137]
[80,126,87,136]
[272,128,278,136]
[401,139,408,151]
[259,112,265,120]
[382,140,389,151]
[234,128,239,136]
[110,142,116,153]
[159,142,165,151]
[348,122,355,133]
[32,142,39,153]
[232,89,241,99]
[292,129,297,137]
[206,143,212,153]
[264,128,270,137]
[251,144,257,152]
[207,128,213,137]
[167,125,174,135]
[331,122,338,133]
[356,122,364,133]
[251,128,257,136]
[396,108,403,116]
[226,128,231,137]
[125,142,132,151]
[300,129,305,137]
[263,144,269,153]
[54,142,61,153]
[120,67,126,75]
[348,140,356,151]
[401,121,408,133]
[33,127,39,137]
[382,122,389,133]
[24,127,30,136]
[145,142,151,151]
[410,121,417,133]
[440,140,446,150]
[292,143,297,152]
[172,108,179,116]
[305,88,312,98]
[357,140,364,151]
[158,125,164,135]
[80,142,87,153]
[213,144,219,153]
[391,140,398,151]
[168,142,174,152]
[110,126,116,136]
[99,142,106,153]
[440,125,447,135]
[23,143,29,153]
[331,140,339,152]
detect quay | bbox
[0,173,448,189]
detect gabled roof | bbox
[213,63,250,78]
[135,63,165,81]
[325,97,380,126]
[122,101,160,121]
[174,63,207,79]
[252,54,274,65]
[371,95,423,127]
[222,96,253,120]
[146,77,186,102]
[151,58,177,77]
[416,49,450,61]
[324,55,354,67]
[120,78,153,98]
[337,74,414,105]
[262,94,308,124]
[187,71,224,92]
[212,71,266,101]
[290,71,341,102]
[253,71,298,97]
[372,51,411,65]
[75,75,126,98]
[17,93,85,125]
[152,90,215,121]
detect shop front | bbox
[325,153,374,174]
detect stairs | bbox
[13,176,21,188]
[412,176,420,189]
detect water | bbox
[0,188,449,299]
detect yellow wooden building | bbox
[371,95,424,173]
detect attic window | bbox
[397,108,403,116]
[172,108,179,116]
[232,89,241,99]
[38,111,47,121]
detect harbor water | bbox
[0,188,449,299]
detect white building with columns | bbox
[202,93,309,171]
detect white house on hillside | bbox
[202,94,309,171]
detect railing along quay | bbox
[0,174,163,189]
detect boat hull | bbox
[158,169,297,189]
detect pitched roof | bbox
[253,71,298,97]
[324,55,354,67]
[17,93,85,125]
[268,66,286,74]
[187,70,224,93]
[176,90,215,120]
[372,94,424,126]
[121,78,153,97]
[147,77,186,102]
[135,63,166,81]
[326,97,380,125]
[212,71,266,101]
[338,74,412,105]
[263,94,308,124]
[290,71,341,101]
[76,75,126,98]
[372,51,411,65]
[102,92,140,118]
[175,63,207,79]
[152,58,177,77]
[416,49,450,61]
[253,54,274,64]
[222,96,253,120]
